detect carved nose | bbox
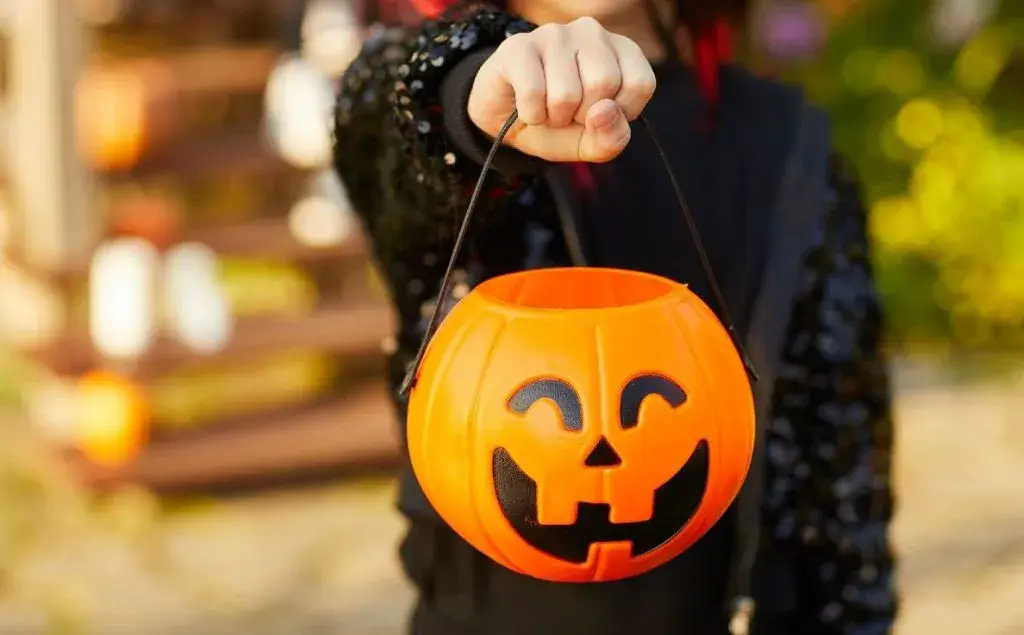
[584,437,622,467]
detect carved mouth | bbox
[491,440,709,563]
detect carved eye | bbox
[507,378,583,432]
[618,374,687,429]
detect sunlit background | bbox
[0,0,1021,634]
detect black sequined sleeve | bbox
[333,5,534,347]
[762,154,898,634]
[333,8,534,255]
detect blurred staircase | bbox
[0,0,400,492]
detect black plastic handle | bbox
[398,109,758,400]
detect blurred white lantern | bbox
[264,54,336,169]
[164,242,234,355]
[89,238,159,359]
[303,0,364,76]
[288,169,358,248]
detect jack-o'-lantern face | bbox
[493,375,708,565]
[407,268,755,583]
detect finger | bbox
[507,122,586,163]
[506,100,630,163]
[540,42,583,128]
[574,43,623,124]
[578,99,631,163]
[608,35,657,121]
[469,57,518,137]
[497,35,548,126]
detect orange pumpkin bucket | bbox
[401,112,757,583]
[407,266,754,582]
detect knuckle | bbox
[548,90,581,107]
[583,73,622,96]
[641,82,658,101]
[548,93,581,116]
[517,87,548,107]
[518,100,548,122]
[532,23,567,45]
[610,32,642,52]
[501,32,529,48]
[625,75,657,100]
[498,33,533,58]
[571,16,603,32]
[518,106,546,125]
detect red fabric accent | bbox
[694,18,733,106]
[715,18,734,60]
[408,0,451,17]
[570,163,596,192]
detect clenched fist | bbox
[468,17,657,163]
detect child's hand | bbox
[468,17,656,164]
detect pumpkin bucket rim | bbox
[469,267,690,315]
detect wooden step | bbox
[100,132,289,180]
[10,219,370,285]
[79,1,291,30]
[61,381,401,492]
[184,218,368,262]
[24,300,395,379]
[75,46,280,169]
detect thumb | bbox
[578,100,631,163]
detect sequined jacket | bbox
[333,5,897,634]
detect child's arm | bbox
[333,5,544,383]
[336,2,659,356]
[333,5,535,269]
[762,153,898,633]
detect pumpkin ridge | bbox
[414,303,480,524]
[465,315,525,574]
[664,302,717,540]
[666,301,748,539]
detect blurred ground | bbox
[0,356,1022,635]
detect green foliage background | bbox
[781,0,1024,350]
